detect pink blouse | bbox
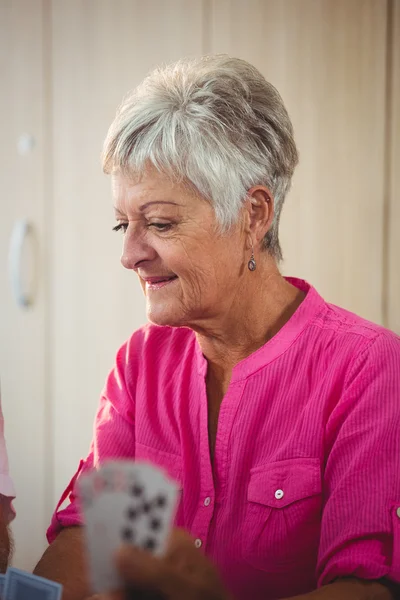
[48,278,400,599]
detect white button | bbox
[204,497,211,506]
[396,507,400,519]
[275,489,284,500]
[194,538,202,548]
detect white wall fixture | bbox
[17,133,36,156]
[8,219,38,308]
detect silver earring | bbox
[248,248,256,271]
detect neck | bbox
[195,258,305,378]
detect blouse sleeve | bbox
[317,331,400,587]
[47,338,137,543]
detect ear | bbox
[244,186,274,248]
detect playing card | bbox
[3,567,62,600]
[122,462,178,556]
[77,460,179,595]
[77,467,124,594]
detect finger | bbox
[164,530,232,600]
[115,545,195,600]
[104,588,162,600]
[103,592,125,600]
[166,527,196,551]
[116,545,172,588]
[163,528,201,570]
[165,529,221,579]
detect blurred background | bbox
[0,0,399,570]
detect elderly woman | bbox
[34,56,400,600]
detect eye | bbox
[148,223,172,232]
[112,223,128,234]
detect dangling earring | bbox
[248,247,256,271]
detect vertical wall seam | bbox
[42,0,55,528]
[382,0,394,328]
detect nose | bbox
[120,226,157,270]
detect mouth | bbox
[143,276,178,291]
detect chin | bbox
[146,307,186,328]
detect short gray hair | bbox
[102,55,298,260]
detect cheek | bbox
[138,277,146,294]
[158,239,197,275]
[159,233,241,291]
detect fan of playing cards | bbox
[77,460,180,595]
[0,461,178,600]
[0,568,62,600]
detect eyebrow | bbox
[140,200,180,211]
[114,201,179,216]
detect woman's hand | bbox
[106,528,232,600]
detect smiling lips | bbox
[143,276,178,290]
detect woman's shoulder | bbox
[312,299,400,374]
[109,325,198,393]
[320,301,399,344]
[123,324,197,362]
[289,278,399,359]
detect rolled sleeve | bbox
[0,474,15,499]
[317,331,400,586]
[0,389,16,524]
[47,459,86,543]
[0,476,16,525]
[47,339,137,543]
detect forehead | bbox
[112,167,186,206]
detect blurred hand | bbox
[105,528,231,600]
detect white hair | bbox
[102,55,298,260]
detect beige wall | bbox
[0,0,398,569]
[210,0,389,323]
[0,0,50,570]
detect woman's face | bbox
[112,167,250,330]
